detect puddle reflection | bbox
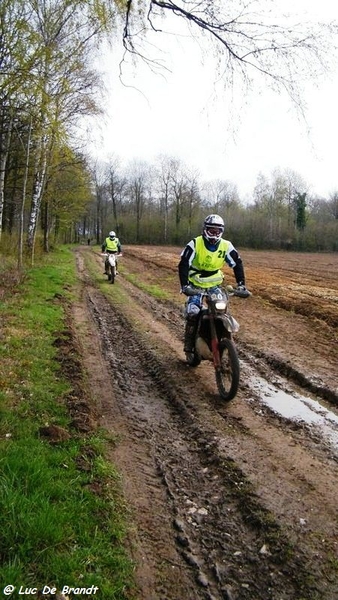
[248,371,338,456]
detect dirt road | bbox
[72,246,338,600]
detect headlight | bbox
[215,301,226,310]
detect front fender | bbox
[218,314,240,333]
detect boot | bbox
[184,320,197,353]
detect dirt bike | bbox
[184,285,251,401]
[102,252,121,284]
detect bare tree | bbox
[168,158,189,240]
[105,156,124,236]
[121,0,338,108]
[155,154,182,242]
[185,167,201,237]
[203,179,239,214]
[281,168,308,228]
[327,192,338,220]
[127,159,151,242]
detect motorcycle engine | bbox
[195,336,213,360]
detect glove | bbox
[181,284,194,296]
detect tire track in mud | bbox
[82,280,337,600]
[237,343,338,406]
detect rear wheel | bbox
[215,338,240,401]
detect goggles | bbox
[206,226,223,235]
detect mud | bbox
[68,246,338,600]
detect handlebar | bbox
[227,285,252,298]
[182,285,251,299]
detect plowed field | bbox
[72,246,338,600]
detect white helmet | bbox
[109,231,116,239]
[203,214,224,244]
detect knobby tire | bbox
[110,264,115,284]
[216,338,240,401]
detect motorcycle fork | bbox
[208,313,221,369]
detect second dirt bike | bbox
[184,285,250,401]
[103,252,121,284]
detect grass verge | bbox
[0,247,134,599]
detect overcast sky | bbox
[88,0,338,202]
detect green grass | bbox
[84,248,176,304]
[0,247,134,599]
[123,273,171,300]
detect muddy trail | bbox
[71,246,338,600]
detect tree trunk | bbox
[0,112,13,241]
[18,119,32,269]
[43,197,49,253]
[27,134,48,263]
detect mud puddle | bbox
[243,361,338,458]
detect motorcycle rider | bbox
[178,214,248,353]
[102,231,122,274]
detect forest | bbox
[1,0,338,262]
[83,158,338,251]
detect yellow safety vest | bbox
[188,236,231,288]
[105,237,119,252]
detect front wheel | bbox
[110,264,115,284]
[215,338,240,401]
